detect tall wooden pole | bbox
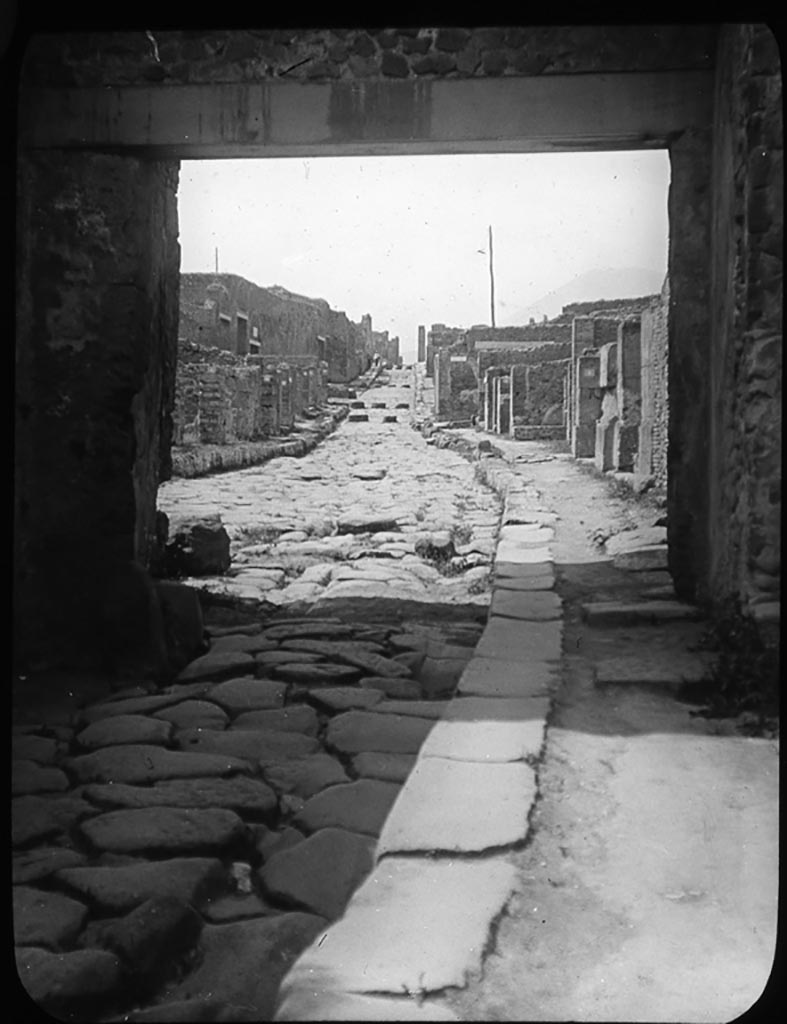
[488,225,496,328]
[214,246,219,273]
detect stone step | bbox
[581,600,703,626]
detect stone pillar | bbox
[614,318,643,471]
[417,325,426,363]
[434,349,452,418]
[15,150,179,673]
[572,354,602,457]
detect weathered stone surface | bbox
[261,621,354,641]
[326,710,435,755]
[152,699,230,730]
[261,754,351,798]
[495,543,553,565]
[12,734,59,764]
[67,744,250,785]
[337,514,399,534]
[498,524,555,547]
[83,776,277,816]
[494,560,555,581]
[80,807,246,855]
[276,990,462,1021]
[13,886,88,948]
[494,573,555,591]
[372,700,447,718]
[12,795,97,847]
[378,759,536,855]
[56,858,225,914]
[276,857,517,998]
[280,639,411,677]
[166,515,231,576]
[294,779,401,837]
[82,692,200,723]
[13,847,87,884]
[490,590,562,620]
[177,727,320,761]
[16,946,123,1009]
[307,687,385,712]
[255,651,325,668]
[233,706,319,734]
[160,913,328,1020]
[352,752,417,783]
[612,545,669,571]
[457,657,559,698]
[475,618,562,662]
[256,826,308,862]
[205,676,287,713]
[75,714,172,750]
[176,650,255,683]
[156,580,206,673]
[202,892,277,923]
[272,662,361,686]
[581,600,702,625]
[12,760,69,796]
[416,656,468,699]
[79,896,202,980]
[605,525,667,555]
[419,697,547,763]
[260,828,376,920]
[594,651,716,685]
[209,633,279,654]
[359,675,422,699]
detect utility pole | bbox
[488,225,496,328]
[214,247,219,273]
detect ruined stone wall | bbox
[475,341,572,378]
[638,281,669,488]
[466,323,571,351]
[517,360,570,425]
[708,24,782,610]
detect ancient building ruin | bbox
[14,24,782,673]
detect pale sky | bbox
[178,151,670,362]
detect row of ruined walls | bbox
[174,342,327,446]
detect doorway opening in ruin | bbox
[172,149,670,491]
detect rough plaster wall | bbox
[15,150,178,669]
[519,360,569,424]
[709,24,782,608]
[21,26,716,87]
[638,282,669,488]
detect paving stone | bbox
[12,795,98,848]
[419,696,547,762]
[13,848,87,884]
[612,545,669,571]
[416,656,468,699]
[494,573,555,591]
[159,913,328,1020]
[177,727,320,762]
[581,600,702,626]
[67,744,250,785]
[475,618,562,662]
[307,687,385,712]
[605,525,667,555]
[276,990,461,1021]
[256,826,308,862]
[280,640,411,677]
[378,758,536,855]
[594,651,717,685]
[12,761,70,796]
[294,779,401,837]
[456,656,558,698]
[255,651,325,668]
[79,896,202,981]
[202,892,278,923]
[83,776,277,816]
[152,699,230,730]
[81,692,198,724]
[359,675,422,699]
[80,807,247,855]
[326,710,435,755]
[56,858,225,914]
[12,734,59,764]
[205,677,287,713]
[271,662,362,686]
[352,751,417,783]
[209,634,280,654]
[494,560,556,581]
[176,650,256,683]
[16,946,123,1009]
[260,828,376,920]
[232,706,319,735]
[372,700,447,719]
[276,856,516,998]
[13,886,89,948]
[75,714,172,750]
[498,524,555,546]
[490,589,562,620]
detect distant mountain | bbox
[501,267,666,324]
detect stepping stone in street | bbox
[259,828,376,920]
[176,650,256,684]
[176,727,320,762]
[271,663,362,686]
[232,706,319,735]
[82,776,278,816]
[307,687,385,712]
[326,710,435,755]
[581,600,701,626]
[205,677,287,714]
[348,413,369,422]
[396,402,410,409]
[613,545,669,571]
[383,415,398,422]
[490,590,562,621]
[75,715,172,750]
[293,779,401,837]
[372,402,387,408]
[55,858,225,914]
[352,751,417,783]
[79,807,246,855]
[350,401,366,408]
[14,886,89,948]
[260,754,350,799]
[66,745,251,786]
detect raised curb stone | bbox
[475,618,562,662]
[276,990,461,1021]
[419,696,547,762]
[490,589,562,620]
[457,657,559,699]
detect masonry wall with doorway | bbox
[14,23,782,673]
